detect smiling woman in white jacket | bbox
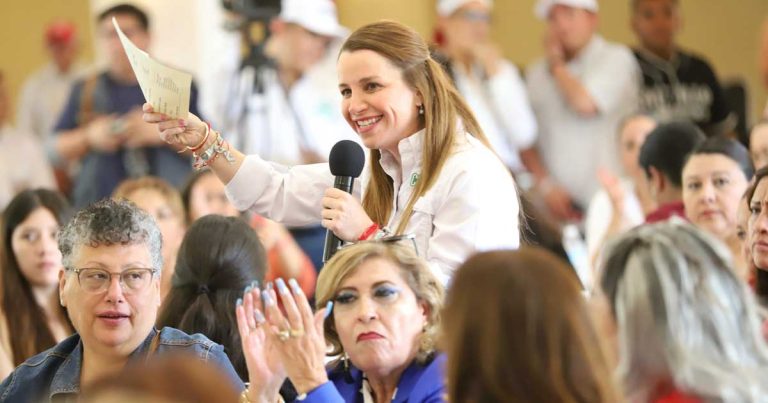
[144,20,520,284]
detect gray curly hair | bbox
[59,199,163,271]
[600,218,768,401]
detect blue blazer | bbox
[301,353,446,403]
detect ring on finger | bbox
[289,328,305,338]
[277,329,290,341]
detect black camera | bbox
[222,0,281,22]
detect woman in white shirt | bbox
[143,20,520,283]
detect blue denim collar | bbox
[48,328,158,400]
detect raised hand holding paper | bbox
[112,17,191,119]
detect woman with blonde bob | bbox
[599,219,768,402]
[442,248,621,403]
[143,20,520,284]
[235,242,446,403]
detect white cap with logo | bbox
[280,0,349,38]
[437,0,493,17]
[534,0,598,20]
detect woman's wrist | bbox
[293,372,329,397]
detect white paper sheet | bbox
[112,17,192,119]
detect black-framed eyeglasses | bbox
[66,267,157,294]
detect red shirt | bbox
[653,389,702,403]
[645,201,686,223]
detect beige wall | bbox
[3,0,767,125]
[338,0,768,124]
[0,0,94,120]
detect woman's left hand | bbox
[263,278,331,396]
[321,188,374,241]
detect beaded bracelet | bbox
[192,130,236,170]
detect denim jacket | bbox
[0,327,244,402]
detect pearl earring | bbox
[418,104,424,115]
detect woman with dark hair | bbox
[682,135,754,280]
[0,189,73,380]
[746,166,768,309]
[181,169,316,296]
[156,214,267,380]
[442,248,620,403]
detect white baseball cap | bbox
[437,0,493,17]
[534,0,599,20]
[280,0,348,38]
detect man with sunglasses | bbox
[0,199,243,402]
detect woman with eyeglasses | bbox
[235,241,445,403]
[143,20,520,285]
[0,189,73,381]
[0,199,245,402]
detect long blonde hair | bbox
[341,21,490,234]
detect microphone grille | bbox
[329,140,365,177]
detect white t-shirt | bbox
[0,125,56,210]
[225,129,520,284]
[16,62,86,143]
[452,60,537,172]
[526,36,640,207]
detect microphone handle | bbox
[322,176,356,264]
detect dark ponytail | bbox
[156,215,266,380]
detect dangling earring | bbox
[342,352,353,382]
[418,104,424,115]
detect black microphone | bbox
[322,140,366,264]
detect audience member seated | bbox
[638,121,705,223]
[736,190,757,288]
[236,242,445,402]
[0,71,56,211]
[442,248,620,402]
[113,177,186,299]
[0,200,243,401]
[79,355,240,403]
[749,120,768,170]
[52,4,201,208]
[631,0,733,136]
[156,214,266,381]
[0,189,73,380]
[585,114,657,264]
[523,0,639,221]
[598,220,768,402]
[745,167,768,309]
[182,169,316,296]
[433,0,537,174]
[682,136,753,281]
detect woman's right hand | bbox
[236,286,287,402]
[141,103,206,149]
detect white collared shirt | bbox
[225,129,520,284]
[526,35,640,207]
